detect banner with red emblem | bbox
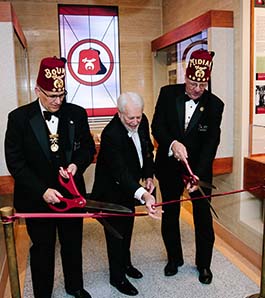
[58,5,120,120]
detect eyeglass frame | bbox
[38,87,68,100]
[185,78,208,90]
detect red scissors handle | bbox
[49,173,86,212]
[49,196,86,212]
[58,173,81,196]
[181,159,198,186]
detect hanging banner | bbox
[58,5,120,118]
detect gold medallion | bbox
[50,143,59,152]
[49,133,59,152]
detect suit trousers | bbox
[159,177,215,268]
[26,217,84,298]
[103,214,135,283]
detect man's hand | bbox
[171,140,188,162]
[43,188,62,205]
[141,192,161,219]
[145,178,155,194]
[186,174,200,193]
[59,163,77,179]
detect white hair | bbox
[117,92,144,113]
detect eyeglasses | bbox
[187,80,208,90]
[39,87,67,100]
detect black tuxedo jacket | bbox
[91,113,154,208]
[5,99,96,212]
[151,84,224,184]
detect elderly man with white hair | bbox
[91,92,158,296]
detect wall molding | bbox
[0,2,27,48]
[213,220,261,270]
[151,10,234,51]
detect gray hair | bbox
[117,92,144,113]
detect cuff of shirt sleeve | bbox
[168,140,177,157]
[134,187,146,204]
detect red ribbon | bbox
[154,184,264,207]
[1,211,148,223]
[1,184,264,223]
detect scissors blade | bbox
[198,186,219,219]
[96,218,123,239]
[198,180,217,190]
[85,199,132,214]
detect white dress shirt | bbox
[127,130,146,204]
[168,98,198,156]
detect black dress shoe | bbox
[164,260,184,276]
[126,265,143,279]
[66,288,92,298]
[110,278,138,296]
[198,267,213,284]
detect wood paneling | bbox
[10,1,162,119]
[213,157,233,175]
[244,156,265,200]
[151,10,234,51]
[0,176,14,195]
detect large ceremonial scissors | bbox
[48,173,132,239]
[48,173,131,214]
[181,159,219,218]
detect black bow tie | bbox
[43,110,60,121]
[185,95,199,104]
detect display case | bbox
[244,0,265,200]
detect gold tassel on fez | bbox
[49,134,59,152]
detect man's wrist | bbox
[168,140,177,157]
[134,187,146,204]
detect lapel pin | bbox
[200,107,204,112]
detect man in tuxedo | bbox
[151,49,224,284]
[5,56,96,298]
[90,92,158,296]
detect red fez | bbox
[36,56,66,92]
[186,49,214,82]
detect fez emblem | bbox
[194,66,207,81]
[78,49,106,75]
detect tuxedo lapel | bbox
[138,126,147,159]
[66,120,75,163]
[176,93,186,136]
[119,120,141,168]
[58,107,75,164]
[29,102,51,161]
